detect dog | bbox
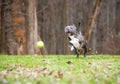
[65,25,88,58]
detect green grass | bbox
[0,55,120,84]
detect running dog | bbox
[65,25,88,58]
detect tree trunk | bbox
[84,0,101,41]
[1,0,17,54]
[0,0,2,53]
[62,0,71,54]
[25,0,38,54]
[115,1,120,35]
[12,0,27,54]
[1,0,6,54]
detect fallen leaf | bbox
[66,61,72,65]
[55,71,63,78]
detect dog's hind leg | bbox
[82,45,87,58]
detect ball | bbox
[37,41,44,48]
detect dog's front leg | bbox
[74,47,79,58]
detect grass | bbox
[0,55,120,84]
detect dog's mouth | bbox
[65,28,72,33]
[65,29,69,33]
[66,32,74,36]
[65,30,73,35]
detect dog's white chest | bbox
[69,37,80,49]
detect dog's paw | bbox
[70,46,74,51]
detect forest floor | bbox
[0,55,120,84]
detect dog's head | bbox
[64,25,77,35]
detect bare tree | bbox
[84,0,101,41]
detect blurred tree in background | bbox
[0,0,120,55]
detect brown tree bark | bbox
[84,0,101,41]
[25,0,38,54]
[12,0,27,55]
[1,0,17,54]
[1,0,6,54]
[0,0,2,53]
